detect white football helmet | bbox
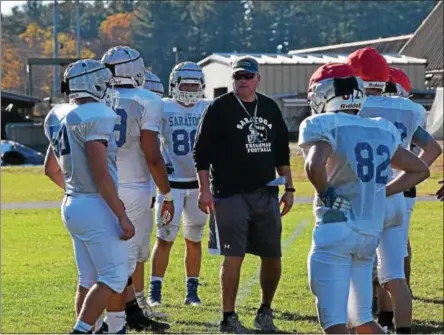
[143,70,164,97]
[61,59,119,109]
[101,46,145,88]
[169,61,205,105]
[308,76,366,114]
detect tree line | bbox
[1,0,436,98]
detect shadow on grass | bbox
[413,296,444,305]
[412,319,444,334]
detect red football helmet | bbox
[347,47,389,90]
[308,63,366,114]
[387,67,411,97]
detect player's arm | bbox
[386,146,430,197]
[85,140,125,218]
[139,99,171,196]
[194,105,215,214]
[411,126,442,166]
[140,98,174,223]
[85,139,134,240]
[141,131,171,195]
[43,145,64,189]
[303,141,333,194]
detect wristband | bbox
[163,191,173,202]
[285,187,296,193]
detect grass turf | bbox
[1,153,442,204]
[1,202,443,333]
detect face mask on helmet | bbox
[308,76,366,114]
[101,46,145,88]
[169,62,205,105]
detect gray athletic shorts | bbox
[208,187,282,258]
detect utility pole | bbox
[53,0,59,96]
[75,0,81,58]
[173,46,181,64]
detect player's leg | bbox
[149,189,184,306]
[405,239,412,289]
[244,187,282,332]
[118,187,170,330]
[377,227,412,332]
[348,235,385,334]
[63,196,127,334]
[308,222,359,334]
[182,189,209,305]
[377,194,411,333]
[214,194,250,333]
[404,196,416,291]
[71,238,98,317]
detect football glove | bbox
[318,187,351,212]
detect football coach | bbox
[193,56,294,333]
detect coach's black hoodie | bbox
[193,92,290,198]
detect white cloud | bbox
[1,1,27,15]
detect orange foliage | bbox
[1,36,25,92]
[16,22,95,96]
[99,12,134,47]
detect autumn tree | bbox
[18,22,95,96]
[99,12,134,51]
[1,35,27,93]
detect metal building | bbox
[198,53,427,138]
[198,52,427,101]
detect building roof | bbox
[288,34,413,55]
[1,91,42,105]
[400,1,443,72]
[198,52,427,67]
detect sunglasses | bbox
[233,72,255,80]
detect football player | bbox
[118,69,166,321]
[298,62,430,334]
[144,70,165,97]
[148,61,210,307]
[43,59,134,334]
[384,67,442,290]
[101,46,172,332]
[348,47,441,333]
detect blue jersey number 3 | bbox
[114,108,127,148]
[172,129,197,156]
[354,142,391,184]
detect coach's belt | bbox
[169,180,199,189]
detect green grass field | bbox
[1,152,442,204]
[1,202,443,333]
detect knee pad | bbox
[138,242,150,263]
[183,224,205,243]
[156,224,179,242]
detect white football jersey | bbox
[114,87,163,185]
[299,112,401,235]
[360,96,425,179]
[160,98,210,182]
[360,96,425,151]
[44,102,118,195]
